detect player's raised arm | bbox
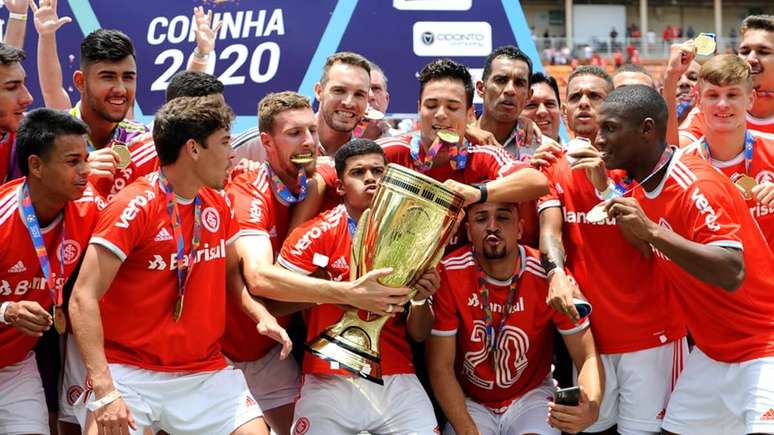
[31,0,72,110]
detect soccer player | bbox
[33,3,149,197]
[427,200,602,435]
[0,108,96,435]
[355,60,391,141]
[0,43,34,182]
[522,72,562,143]
[683,54,774,250]
[612,64,656,89]
[474,45,556,160]
[599,84,774,434]
[278,139,440,434]
[679,15,774,145]
[69,95,288,434]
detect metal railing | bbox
[533,35,735,61]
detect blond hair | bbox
[699,54,752,90]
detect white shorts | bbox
[0,352,50,435]
[229,344,300,411]
[663,348,774,435]
[584,338,688,434]
[444,375,558,435]
[84,363,262,435]
[292,374,438,435]
[59,333,89,425]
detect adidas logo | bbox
[332,256,348,270]
[8,260,26,273]
[656,409,666,420]
[761,408,774,421]
[244,395,257,407]
[154,227,173,242]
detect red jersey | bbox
[538,155,685,353]
[0,132,15,183]
[684,131,774,252]
[0,179,100,368]
[91,132,160,203]
[635,148,774,362]
[223,165,291,362]
[679,107,774,143]
[276,204,415,376]
[377,135,539,248]
[90,173,238,372]
[314,156,344,211]
[433,245,589,410]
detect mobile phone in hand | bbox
[554,386,581,406]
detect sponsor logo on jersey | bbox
[689,187,720,232]
[331,256,349,270]
[7,260,25,273]
[57,240,82,265]
[563,209,616,226]
[0,276,65,296]
[202,207,221,232]
[293,416,310,434]
[290,210,345,256]
[154,227,173,242]
[115,189,156,228]
[652,218,673,261]
[249,198,264,223]
[761,408,774,421]
[756,170,774,185]
[146,240,226,270]
[467,292,525,314]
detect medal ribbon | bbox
[618,146,676,197]
[701,130,754,175]
[20,182,65,307]
[503,119,538,161]
[477,269,518,355]
[409,133,468,172]
[347,215,357,238]
[265,162,307,205]
[158,171,201,311]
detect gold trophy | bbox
[307,164,464,384]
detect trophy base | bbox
[307,329,384,385]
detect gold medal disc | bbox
[586,203,609,223]
[437,129,460,144]
[290,154,315,165]
[365,107,384,120]
[112,143,132,170]
[732,174,757,200]
[52,305,67,335]
[173,295,184,321]
[694,33,717,56]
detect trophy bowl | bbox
[307,164,465,384]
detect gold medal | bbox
[290,153,315,165]
[173,295,184,321]
[364,107,384,120]
[731,174,757,200]
[112,143,131,170]
[437,129,459,144]
[52,305,66,335]
[694,33,716,56]
[586,202,609,223]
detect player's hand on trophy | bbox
[4,301,52,336]
[412,268,440,303]
[256,314,292,359]
[347,268,411,316]
[605,197,659,243]
[529,139,562,168]
[546,270,581,322]
[464,124,501,147]
[87,148,120,180]
[752,181,774,207]
[567,141,608,192]
[443,179,480,206]
[31,0,72,36]
[548,387,599,434]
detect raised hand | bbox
[31,0,72,36]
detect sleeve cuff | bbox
[276,256,314,275]
[707,240,744,251]
[537,199,561,212]
[558,318,590,335]
[431,328,457,337]
[89,237,127,262]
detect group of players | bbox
[0,1,772,434]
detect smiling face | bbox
[738,29,774,92]
[315,62,370,134]
[76,57,137,123]
[697,81,754,132]
[564,74,610,140]
[419,78,470,145]
[523,82,560,140]
[477,56,531,124]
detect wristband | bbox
[475,183,488,204]
[0,301,10,324]
[410,298,428,306]
[87,389,122,412]
[192,49,210,61]
[9,13,27,21]
[598,179,617,201]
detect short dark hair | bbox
[165,71,224,102]
[530,72,561,104]
[80,29,136,69]
[320,52,371,86]
[0,42,25,65]
[418,59,474,108]
[153,95,234,166]
[567,65,614,95]
[604,84,668,141]
[740,14,774,35]
[334,138,386,179]
[482,45,533,85]
[258,91,312,134]
[16,109,89,176]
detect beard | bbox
[482,243,507,260]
